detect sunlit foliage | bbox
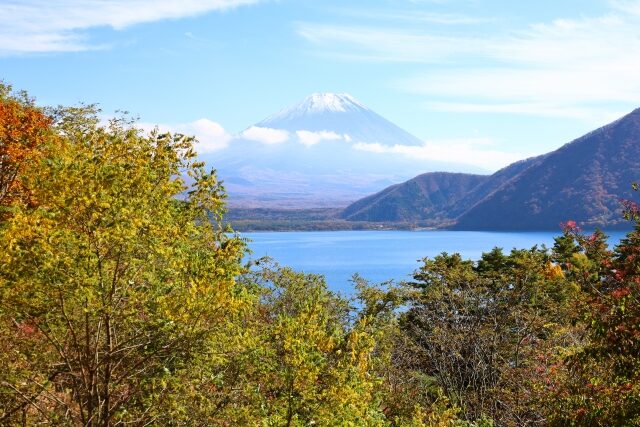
[0,102,245,424]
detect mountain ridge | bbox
[453,108,640,229]
[341,108,640,230]
[340,172,488,222]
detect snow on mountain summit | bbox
[292,93,368,114]
[259,93,368,123]
[307,93,367,112]
[254,93,423,147]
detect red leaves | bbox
[611,287,631,299]
[14,320,39,338]
[620,382,634,392]
[560,220,579,233]
[16,322,36,335]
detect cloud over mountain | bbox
[138,118,232,153]
[241,126,290,145]
[296,130,346,147]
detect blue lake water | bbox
[244,230,628,294]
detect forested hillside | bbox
[2,84,640,426]
[343,109,640,230]
[455,109,640,229]
[340,172,488,222]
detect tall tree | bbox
[400,248,582,426]
[551,187,640,426]
[226,264,389,426]
[0,106,245,425]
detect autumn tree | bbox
[0,105,246,425]
[234,265,478,427]
[398,247,582,426]
[216,263,390,426]
[550,188,640,426]
[0,82,54,216]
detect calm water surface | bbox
[244,230,626,294]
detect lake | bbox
[244,230,628,294]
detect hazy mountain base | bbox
[226,207,634,232]
[205,92,486,209]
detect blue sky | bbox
[2,0,640,171]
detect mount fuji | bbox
[256,93,423,147]
[202,93,478,208]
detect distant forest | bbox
[2,83,640,426]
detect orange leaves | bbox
[545,261,565,280]
[0,91,53,210]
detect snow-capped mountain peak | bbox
[258,93,369,125]
[300,93,367,113]
[208,92,478,208]
[251,92,423,148]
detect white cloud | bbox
[241,126,290,144]
[0,0,263,53]
[139,119,232,153]
[353,139,529,171]
[298,14,639,66]
[610,0,640,15]
[185,119,233,153]
[333,8,488,25]
[299,3,640,120]
[297,23,479,63]
[295,130,345,147]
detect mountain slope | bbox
[340,172,488,222]
[340,156,542,223]
[341,108,640,229]
[206,93,484,208]
[257,93,424,146]
[454,109,640,230]
[444,155,544,218]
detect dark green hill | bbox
[454,109,640,230]
[444,155,543,218]
[341,108,640,230]
[339,172,488,222]
[340,157,541,223]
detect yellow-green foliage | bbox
[0,106,245,425]
[229,265,389,426]
[0,93,420,426]
[13,84,640,426]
